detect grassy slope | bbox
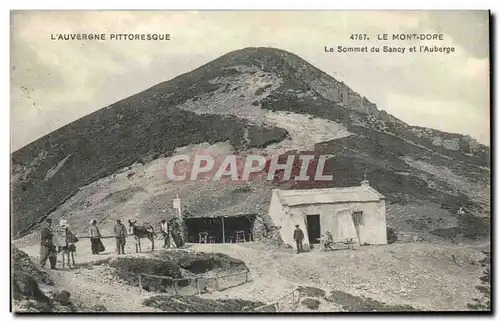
[12,95,287,236]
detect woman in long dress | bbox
[89,220,105,254]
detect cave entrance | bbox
[184,214,257,244]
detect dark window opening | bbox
[184,215,256,243]
[352,211,364,226]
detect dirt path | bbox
[48,265,159,312]
[192,243,299,303]
[15,238,488,312]
[15,237,161,312]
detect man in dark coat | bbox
[293,224,304,254]
[169,217,185,248]
[40,218,57,269]
[114,219,127,254]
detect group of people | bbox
[89,217,185,255]
[159,217,184,248]
[39,216,186,269]
[292,225,335,254]
[39,217,333,269]
[88,218,129,255]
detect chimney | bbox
[361,169,369,188]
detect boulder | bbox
[301,298,320,310]
[91,304,108,312]
[54,290,71,305]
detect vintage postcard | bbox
[10,10,491,313]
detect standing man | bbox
[293,224,304,254]
[159,219,170,248]
[114,219,127,255]
[40,218,57,269]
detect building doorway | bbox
[306,214,321,244]
[352,211,364,243]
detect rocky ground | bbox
[143,295,269,312]
[12,245,80,312]
[191,241,489,311]
[13,237,490,312]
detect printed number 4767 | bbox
[350,34,369,40]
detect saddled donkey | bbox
[128,220,157,252]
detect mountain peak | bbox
[11,47,490,238]
[222,46,292,59]
[201,46,296,73]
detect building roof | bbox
[275,184,385,207]
[184,213,257,220]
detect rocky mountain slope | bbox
[11,47,490,240]
[12,245,79,312]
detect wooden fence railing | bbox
[130,268,302,312]
[131,268,251,296]
[245,287,301,312]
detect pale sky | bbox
[10,10,490,151]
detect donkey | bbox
[58,243,77,269]
[128,220,157,253]
[55,227,78,269]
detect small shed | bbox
[267,180,387,250]
[183,213,257,243]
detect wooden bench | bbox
[343,238,356,250]
[327,237,357,250]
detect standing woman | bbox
[89,220,105,255]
